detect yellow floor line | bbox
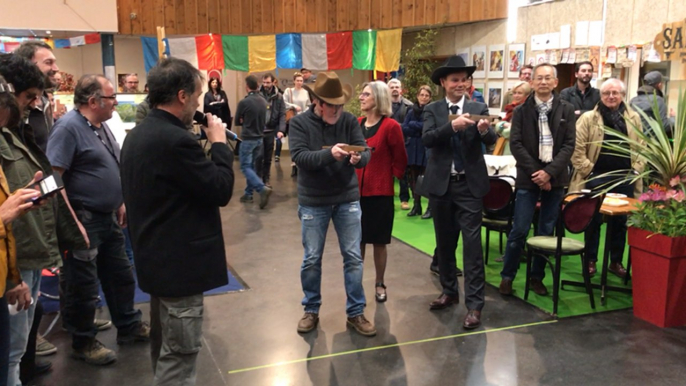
[228,319,558,375]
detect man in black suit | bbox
[422,55,497,329]
[120,57,234,385]
[498,63,576,297]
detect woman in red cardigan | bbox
[356,81,408,302]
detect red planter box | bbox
[628,227,686,328]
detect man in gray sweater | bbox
[288,72,375,337]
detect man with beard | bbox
[121,57,234,386]
[560,61,600,117]
[47,75,149,366]
[257,73,285,188]
[15,41,59,152]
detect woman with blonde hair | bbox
[356,81,408,302]
[495,81,532,154]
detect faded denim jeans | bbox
[298,202,366,317]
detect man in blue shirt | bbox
[47,74,148,366]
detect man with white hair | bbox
[387,78,413,210]
[570,78,644,278]
[498,63,576,297]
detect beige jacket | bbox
[569,105,644,196]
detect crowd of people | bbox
[0,39,674,386]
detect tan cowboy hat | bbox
[303,72,353,105]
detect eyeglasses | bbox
[360,92,371,98]
[601,91,623,97]
[100,94,117,100]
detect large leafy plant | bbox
[400,28,438,101]
[590,89,686,237]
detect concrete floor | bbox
[31,156,686,386]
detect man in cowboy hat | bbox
[422,55,497,329]
[288,72,375,337]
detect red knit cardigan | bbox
[356,117,408,197]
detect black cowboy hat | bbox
[430,55,476,85]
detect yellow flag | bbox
[248,35,276,72]
[374,29,402,73]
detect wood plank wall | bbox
[117,0,508,35]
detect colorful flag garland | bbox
[0,33,101,53]
[141,29,402,73]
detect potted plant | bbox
[592,89,686,328]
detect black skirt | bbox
[360,196,395,245]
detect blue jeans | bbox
[298,202,366,317]
[8,269,41,386]
[239,138,265,196]
[500,187,565,281]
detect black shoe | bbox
[407,204,422,217]
[421,207,432,219]
[456,267,463,277]
[259,186,273,209]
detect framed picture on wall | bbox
[487,81,503,115]
[508,43,526,78]
[471,46,486,78]
[488,45,505,78]
[456,47,470,67]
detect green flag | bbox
[222,35,249,72]
[353,30,377,71]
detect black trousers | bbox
[19,300,42,384]
[431,179,486,311]
[255,131,276,183]
[61,211,141,348]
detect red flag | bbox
[326,32,352,70]
[195,35,225,71]
[84,33,101,44]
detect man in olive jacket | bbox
[121,58,234,386]
[499,63,576,297]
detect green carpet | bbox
[391,195,633,318]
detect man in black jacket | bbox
[421,55,497,330]
[499,63,576,297]
[257,73,286,187]
[120,57,234,386]
[559,61,600,117]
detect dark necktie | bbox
[450,105,464,172]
